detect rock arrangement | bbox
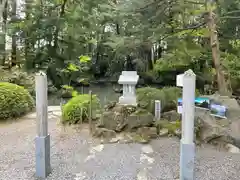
[92,102,181,143]
[194,95,240,149]
[92,95,240,150]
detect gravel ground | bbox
[0,107,240,180]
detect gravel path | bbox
[0,107,240,180]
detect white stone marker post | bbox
[35,72,51,178]
[155,100,161,120]
[179,69,196,180]
[118,71,139,106]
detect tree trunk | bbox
[147,49,153,70]
[157,43,163,59]
[24,0,33,70]
[53,0,67,54]
[207,1,231,96]
[0,0,7,15]
[0,0,7,66]
[113,0,123,36]
[11,0,17,68]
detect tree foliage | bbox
[1,0,240,94]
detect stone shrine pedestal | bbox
[118,71,139,106]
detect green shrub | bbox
[62,94,101,124]
[137,86,200,113]
[60,85,77,98]
[0,82,34,120]
[0,67,35,96]
[137,86,181,113]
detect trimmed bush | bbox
[62,94,101,124]
[0,82,34,120]
[137,86,200,113]
[0,67,35,96]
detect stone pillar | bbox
[179,69,196,180]
[118,71,139,106]
[155,100,161,120]
[35,72,51,178]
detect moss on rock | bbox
[97,103,154,132]
[155,119,181,135]
[0,82,34,120]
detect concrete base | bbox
[119,96,137,106]
[35,135,51,178]
[180,140,195,180]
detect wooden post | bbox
[89,90,92,132]
[81,86,84,94]
[80,108,83,124]
[180,69,196,180]
[35,72,51,178]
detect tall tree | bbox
[207,0,231,96]
[11,0,17,67]
[0,0,8,66]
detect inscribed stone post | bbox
[35,72,51,178]
[179,69,196,180]
[155,100,161,120]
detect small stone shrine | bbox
[118,71,139,106]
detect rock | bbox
[129,133,150,144]
[112,104,136,114]
[104,101,117,110]
[98,111,122,130]
[126,110,154,130]
[195,108,227,142]
[114,88,123,93]
[109,137,120,143]
[154,119,181,135]
[195,107,240,149]
[159,128,169,137]
[229,120,240,143]
[137,127,158,139]
[202,94,240,119]
[92,128,116,139]
[174,128,181,138]
[98,103,154,132]
[120,134,134,143]
[162,110,181,122]
[48,81,58,94]
[109,134,125,143]
[226,144,240,153]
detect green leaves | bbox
[79,55,91,63]
[0,82,34,120]
[62,94,101,124]
[67,63,78,72]
[88,38,97,45]
[175,28,210,38]
[71,90,79,97]
[61,85,73,90]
